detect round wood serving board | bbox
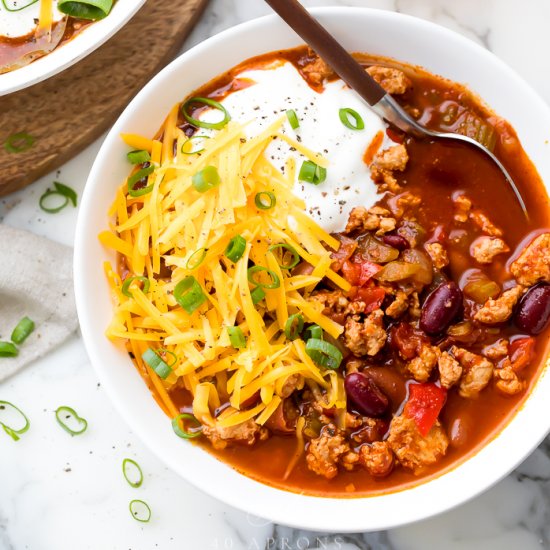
[0,0,209,196]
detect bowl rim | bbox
[75,7,550,532]
[0,0,146,96]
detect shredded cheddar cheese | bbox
[102,113,349,430]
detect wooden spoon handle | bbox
[264,0,386,105]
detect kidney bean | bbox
[420,281,463,335]
[344,372,389,417]
[363,367,407,412]
[514,283,550,335]
[382,234,409,251]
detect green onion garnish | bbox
[57,0,113,20]
[129,499,151,523]
[182,97,231,130]
[55,406,88,436]
[181,135,210,155]
[0,342,18,357]
[11,316,35,345]
[186,248,207,270]
[0,401,30,441]
[174,276,207,314]
[254,191,276,210]
[127,150,151,165]
[284,314,304,341]
[1,0,38,12]
[286,109,300,130]
[39,182,78,213]
[4,132,35,153]
[304,324,323,340]
[305,338,342,369]
[250,286,265,305]
[127,165,155,197]
[339,108,365,130]
[122,458,144,488]
[227,326,246,349]
[142,348,173,380]
[298,161,327,185]
[224,235,246,263]
[171,413,203,439]
[268,243,300,269]
[121,276,150,298]
[192,165,221,193]
[247,266,280,289]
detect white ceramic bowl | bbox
[75,8,550,532]
[0,0,145,96]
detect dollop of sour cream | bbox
[199,62,392,233]
[0,0,63,38]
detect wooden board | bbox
[0,0,209,196]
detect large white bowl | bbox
[75,8,550,532]
[0,0,145,96]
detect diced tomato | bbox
[353,287,386,313]
[404,382,447,437]
[390,322,429,360]
[509,337,535,373]
[330,235,357,271]
[342,259,382,286]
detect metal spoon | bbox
[264,0,528,218]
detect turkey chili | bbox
[110,46,550,496]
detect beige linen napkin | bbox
[0,224,78,382]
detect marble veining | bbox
[1,1,550,549]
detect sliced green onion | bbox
[182,97,231,130]
[39,182,78,213]
[127,149,151,165]
[286,109,300,129]
[129,499,151,523]
[127,165,155,197]
[186,248,207,270]
[305,338,342,370]
[339,108,365,130]
[250,286,265,305]
[247,266,280,289]
[11,316,35,345]
[181,135,210,155]
[224,235,246,263]
[192,165,221,193]
[57,0,113,20]
[171,413,203,439]
[142,348,172,380]
[227,326,246,349]
[285,314,304,341]
[268,243,300,269]
[304,324,323,340]
[4,132,35,153]
[156,348,178,368]
[121,276,150,298]
[0,341,18,357]
[0,401,30,441]
[55,406,88,436]
[1,0,38,12]
[174,276,207,314]
[122,458,143,488]
[254,191,276,210]
[298,160,327,185]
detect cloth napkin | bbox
[0,224,78,382]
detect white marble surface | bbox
[1,1,550,549]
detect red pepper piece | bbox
[342,259,382,286]
[404,382,447,437]
[353,286,386,313]
[509,337,535,373]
